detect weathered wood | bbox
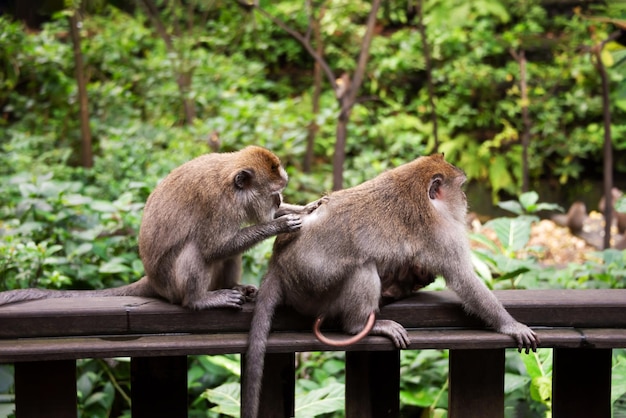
[346,351,400,418]
[254,353,295,418]
[552,348,612,418]
[1,290,625,339]
[15,360,77,418]
[448,349,504,418]
[0,328,622,363]
[131,356,188,418]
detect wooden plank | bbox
[448,349,504,418]
[552,348,612,418]
[345,351,400,418]
[15,360,77,418]
[0,328,601,362]
[1,290,626,338]
[251,353,295,418]
[131,356,188,418]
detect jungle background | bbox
[1,0,626,417]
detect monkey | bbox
[552,201,586,235]
[0,146,319,310]
[242,154,539,418]
[599,187,626,234]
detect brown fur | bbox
[242,154,539,418]
[0,146,307,309]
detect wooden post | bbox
[448,349,504,418]
[131,356,188,418]
[15,360,77,418]
[553,348,612,417]
[346,350,400,418]
[247,352,295,418]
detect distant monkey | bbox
[599,187,626,234]
[0,146,316,309]
[566,201,587,235]
[242,154,539,418]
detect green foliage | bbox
[1,1,626,417]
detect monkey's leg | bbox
[339,266,410,349]
[220,256,257,302]
[175,244,246,310]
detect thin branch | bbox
[416,0,438,151]
[344,0,382,114]
[251,3,338,91]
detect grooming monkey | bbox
[242,154,539,418]
[0,146,317,309]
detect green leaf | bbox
[616,196,626,213]
[295,382,344,417]
[497,200,524,215]
[504,372,531,394]
[204,382,240,417]
[484,216,536,252]
[203,355,241,377]
[530,375,552,403]
[98,258,130,274]
[520,350,544,379]
[518,191,539,211]
[612,356,626,404]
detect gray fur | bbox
[242,154,539,418]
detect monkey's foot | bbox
[498,322,539,354]
[234,284,258,302]
[371,319,410,349]
[187,289,246,310]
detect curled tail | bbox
[241,271,284,418]
[0,276,158,306]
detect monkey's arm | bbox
[442,261,539,353]
[275,196,329,218]
[211,214,302,260]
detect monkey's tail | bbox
[241,272,283,418]
[0,277,158,306]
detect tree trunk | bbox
[331,0,382,190]
[417,0,439,152]
[333,107,349,190]
[594,47,613,249]
[511,49,531,193]
[136,0,195,125]
[304,7,324,173]
[68,11,93,168]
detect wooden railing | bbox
[1,289,625,418]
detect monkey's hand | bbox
[234,284,257,302]
[498,322,539,354]
[275,213,302,232]
[303,196,330,214]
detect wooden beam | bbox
[243,352,295,418]
[1,290,626,338]
[131,356,188,418]
[448,349,504,418]
[346,350,400,417]
[15,360,77,418]
[552,348,612,418]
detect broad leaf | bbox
[204,382,240,418]
[295,382,344,417]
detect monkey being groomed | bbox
[242,153,539,418]
[0,146,320,310]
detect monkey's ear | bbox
[428,174,443,200]
[234,169,254,189]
